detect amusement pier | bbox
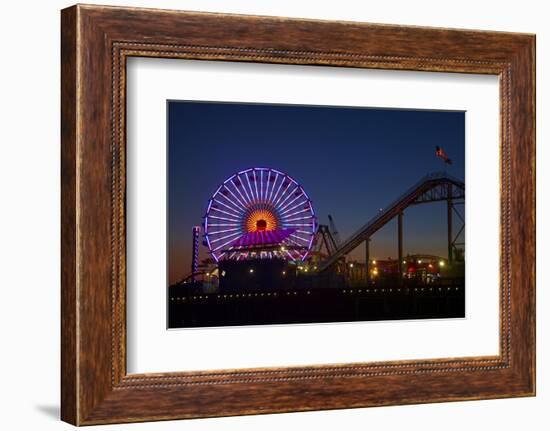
[169,168,465,328]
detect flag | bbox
[435,146,452,164]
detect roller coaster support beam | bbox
[398,211,403,283]
[447,183,453,264]
[365,238,370,284]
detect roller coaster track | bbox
[318,172,465,272]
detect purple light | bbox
[209,230,241,244]
[267,172,279,201]
[260,169,264,201]
[280,200,308,215]
[285,223,314,227]
[290,233,310,243]
[229,228,295,248]
[191,226,200,281]
[222,184,247,210]
[204,167,317,261]
[211,227,240,235]
[252,170,259,201]
[271,176,285,204]
[245,173,256,204]
[273,181,293,207]
[213,236,241,252]
[213,199,241,216]
[284,216,313,222]
[208,215,240,223]
[230,179,250,206]
[279,192,305,212]
[223,174,236,184]
[211,206,240,218]
[209,223,239,227]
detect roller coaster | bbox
[170,170,465,327]
[176,170,464,287]
[317,171,464,274]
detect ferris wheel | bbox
[204,167,317,262]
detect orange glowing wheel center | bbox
[245,209,278,232]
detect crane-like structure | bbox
[328,214,341,247]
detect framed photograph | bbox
[61,4,535,425]
[165,101,467,329]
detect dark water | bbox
[168,282,465,328]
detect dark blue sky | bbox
[168,101,465,284]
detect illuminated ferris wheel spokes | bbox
[204,167,317,262]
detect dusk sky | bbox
[168,101,465,284]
